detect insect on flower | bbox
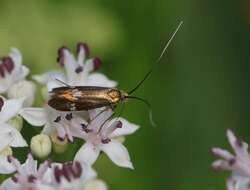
[48,21,183,124]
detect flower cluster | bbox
[211,129,250,190]
[0,43,139,189]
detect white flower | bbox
[19,106,87,142]
[0,97,27,174]
[0,48,29,94]
[0,154,97,190]
[33,42,117,93]
[0,97,27,152]
[74,108,139,169]
[43,161,96,190]
[7,80,36,107]
[30,134,52,159]
[211,129,250,190]
[0,154,50,190]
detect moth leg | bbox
[97,112,115,134]
[55,78,73,88]
[89,106,110,123]
[110,104,117,111]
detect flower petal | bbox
[211,147,234,160]
[87,73,117,87]
[33,71,65,85]
[17,65,30,80]
[19,107,47,126]
[63,50,79,85]
[0,98,24,123]
[42,123,55,135]
[74,142,100,165]
[0,178,19,190]
[227,129,248,156]
[0,126,14,150]
[0,81,9,94]
[8,127,27,147]
[101,139,134,169]
[0,156,16,174]
[9,48,22,68]
[110,118,139,138]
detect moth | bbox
[48,21,183,115]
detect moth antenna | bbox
[126,96,157,127]
[116,102,126,119]
[128,21,183,95]
[54,78,72,87]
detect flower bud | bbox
[30,134,52,159]
[8,115,23,131]
[84,179,108,190]
[7,80,36,107]
[50,132,68,154]
[0,146,13,156]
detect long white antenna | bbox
[156,21,183,63]
[128,21,183,95]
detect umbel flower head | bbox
[0,48,36,107]
[0,154,99,190]
[211,129,250,190]
[0,48,29,94]
[33,42,117,93]
[0,43,141,190]
[20,42,118,143]
[75,108,139,169]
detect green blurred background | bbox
[1,0,250,189]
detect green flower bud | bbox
[50,132,68,154]
[30,134,52,159]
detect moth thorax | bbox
[107,89,121,103]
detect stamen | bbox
[81,124,92,133]
[73,161,82,178]
[54,116,61,123]
[27,175,36,183]
[57,136,65,142]
[54,166,62,183]
[229,158,236,166]
[65,113,73,121]
[57,46,67,66]
[0,64,5,77]
[81,123,87,129]
[62,164,71,182]
[11,176,18,183]
[7,155,12,163]
[236,138,243,147]
[116,121,123,128]
[75,66,83,73]
[93,57,102,70]
[2,57,14,73]
[77,42,89,57]
[0,97,5,112]
[83,128,92,133]
[101,138,111,144]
